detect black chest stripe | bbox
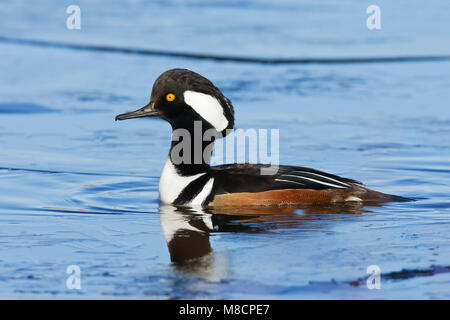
[173,174,212,205]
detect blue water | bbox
[1,0,450,299]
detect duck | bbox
[115,68,408,207]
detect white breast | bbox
[159,158,213,205]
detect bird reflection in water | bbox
[159,202,379,279]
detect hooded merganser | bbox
[116,68,407,207]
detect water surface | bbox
[0,0,450,299]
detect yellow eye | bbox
[166,93,176,102]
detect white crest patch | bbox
[184,90,229,131]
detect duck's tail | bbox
[354,185,414,203]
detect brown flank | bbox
[208,186,407,207]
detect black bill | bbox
[115,103,159,121]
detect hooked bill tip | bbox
[115,113,128,121]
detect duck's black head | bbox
[115,68,234,136]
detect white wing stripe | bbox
[288,171,351,187]
[275,178,306,186]
[279,174,347,189]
